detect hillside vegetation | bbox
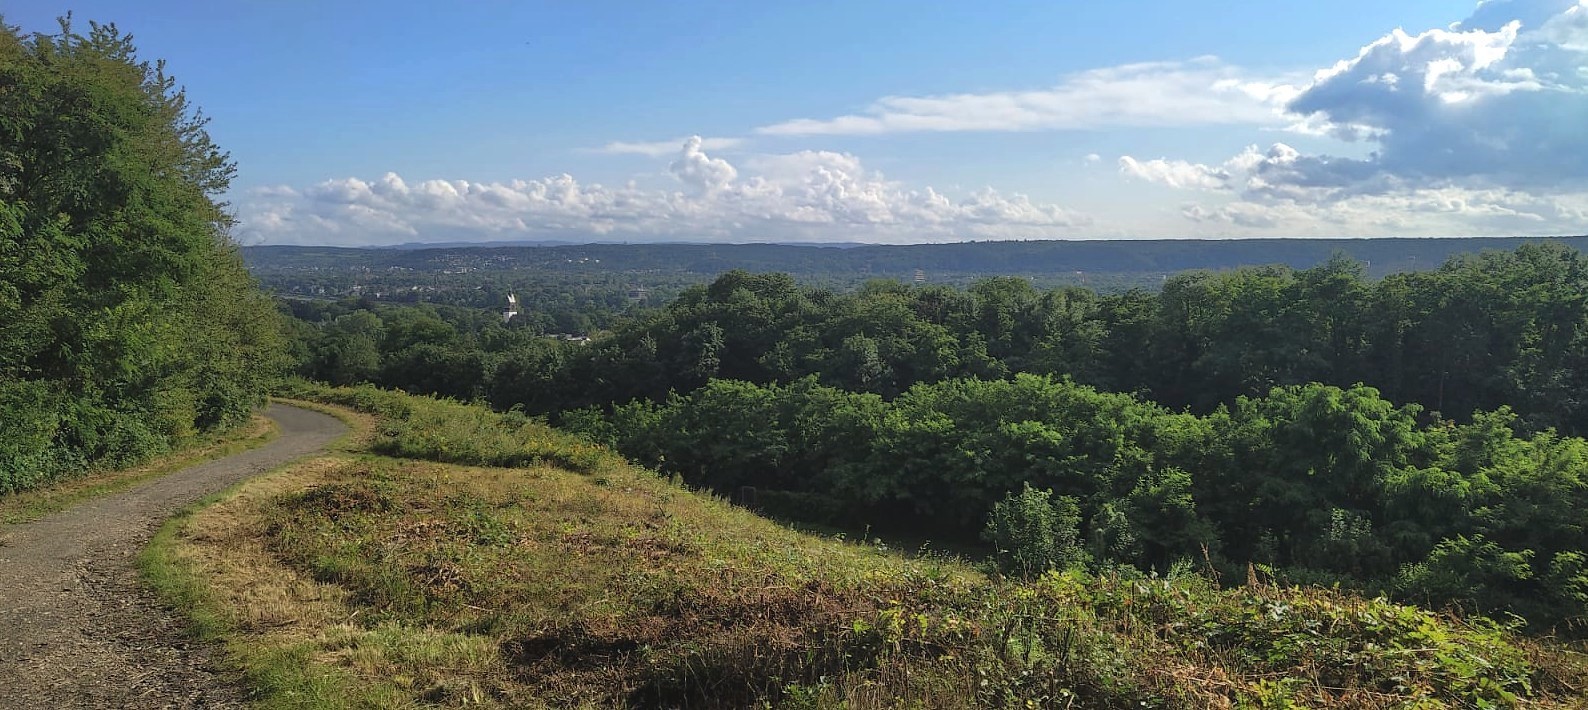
[285,245,1588,442]
[0,18,283,493]
[146,384,1588,708]
[278,247,1588,634]
[568,373,1588,636]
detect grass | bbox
[143,383,1588,708]
[139,457,412,709]
[274,380,621,473]
[0,413,278,527]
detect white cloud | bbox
[1119,0,1588,235]
[1129,139,1588,236]
[1118,156,1231,190]
[756,57,1297,136]
[246,2,1588,243]
[1280,14,1586,184]
[240,138,1090,245]
[1178,187,1588,237]
[1533,1,1588,49]
[669,136,738,194]
[598,136,744,157]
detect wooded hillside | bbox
[0,18,283,492]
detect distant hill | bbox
[243,236,1588,281]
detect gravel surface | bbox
[0,403,345,709]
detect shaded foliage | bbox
[569,375,1588,634]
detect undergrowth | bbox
[149,383,1588,708]
[0,413,278,527]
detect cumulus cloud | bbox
[756,57,1297,136]
[239,138,1090,245]
[1284,6,1588,186]
[669,136,738,194]
[1119,0,1588,235]
[1118,156,1231,190]
[1532,1,1588,49]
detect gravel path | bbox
[0,403,345,709]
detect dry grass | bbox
[172,457,352,634]
[0,413,278,527]
[250,454,962,707]
[146,431,973,707]
[143,387,1588,709]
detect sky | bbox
[8,1,1588,245]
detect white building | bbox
[503,294,519,323]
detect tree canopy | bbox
[0,17,283,492]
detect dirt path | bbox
[0,403,345,708]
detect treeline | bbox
[0,20,282,492]
[496,245,1588,438]
[566,375,1588,631]
[284,243,1588,441]
[270,218,1588,631]
[263,270,677,333]
[279,298,558,402]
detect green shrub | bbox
[984,483,1088,577]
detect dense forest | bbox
[282,243,1588,632]
[0,19,282,493]
[291,244,1588,435]
[10,8,1588,648]
[11,10,1588,707]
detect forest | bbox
[11,10,1588,706]
[245,236,1588,286]
[0,18,282,494]
[245,235,1588,321]
[281,242,1588,634]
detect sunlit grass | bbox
[142,384,1588,708]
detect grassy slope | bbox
[0,413,279,527]
[143,384,1588,708]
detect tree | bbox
[1124,467,1213,571]
[0,17,284,490]
[309,311,384,385]
[984,483,1087,577]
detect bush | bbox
[984,483,1088,577]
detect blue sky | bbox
[9,1,1587,244]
